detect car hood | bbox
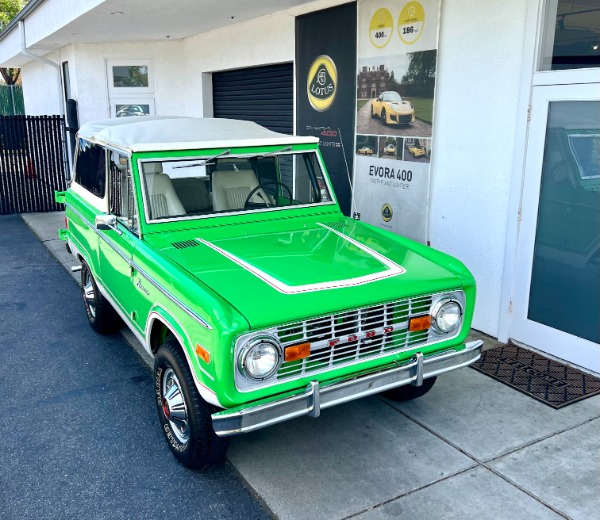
[146,216,464,329]
[386,101,411,112]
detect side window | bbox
[109,152,138,234]
[74,140,106,198]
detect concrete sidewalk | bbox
[21,211,600,520]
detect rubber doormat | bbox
[471,343,600,409]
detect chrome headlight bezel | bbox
[431,296,464,334]
[237,334,283,381]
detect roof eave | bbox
[0,0,45,44]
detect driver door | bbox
[97,151,140,333]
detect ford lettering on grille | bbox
[325,325,394,349]
[271,294,434,382]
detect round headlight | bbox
[239,337,281,380]
[431,298,463,334]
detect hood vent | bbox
[172,239,200,249]
[319,221,348,231]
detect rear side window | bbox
[75,139,106,198]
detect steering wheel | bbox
[244,181,293,209]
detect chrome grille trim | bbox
[234,290,465,392]
[274,295,432,381]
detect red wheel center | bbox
[163,400,171,419]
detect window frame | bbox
[106,59,154,96]
[110,99,156,118]
[72,138,108,204]
[136,150,337,225]
[108,150,140,236]
[535,0,600,80]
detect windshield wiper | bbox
[244,146,292,159]
[172,149,231,168]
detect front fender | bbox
[146,305,221,407]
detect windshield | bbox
[140,151,333,221]
[382,92,402,103]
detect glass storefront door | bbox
[512,84,599,372]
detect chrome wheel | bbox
[80,261,121,333]
[161,368,190,444]
[154,340,229,468]
[82,269,97,319]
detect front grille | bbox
[273,294,433,381]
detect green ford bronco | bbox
[56,116,482,469]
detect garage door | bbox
[212,63,293,135]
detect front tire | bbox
[154,340,229,469]
[382,377,437,402]
[380,109,387,126]
[81,261,121,333]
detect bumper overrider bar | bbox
[212,340,483,437]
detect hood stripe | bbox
[196,223,405,295]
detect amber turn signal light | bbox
[284,342,311,362]
[195,344,211,364]
[409,315,432,332]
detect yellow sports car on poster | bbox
[357,146,374,155]
[371,91,415,126]
[408,144,426,157]
[384,143,396,155]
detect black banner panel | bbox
[295,2,357,216]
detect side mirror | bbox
[95,214,121,234]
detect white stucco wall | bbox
[20,40,187,122]
[71,40,186,125]
[20,49,63,115]
[430,0,530,336]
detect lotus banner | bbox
[352,0,441,243]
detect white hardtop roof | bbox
[77,116,319,153]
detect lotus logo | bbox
[317,68,328,85]
[382,203,393,222]
[307,55,337,112]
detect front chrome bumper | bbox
[212,340,483,437]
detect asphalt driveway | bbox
[0,214,269,520]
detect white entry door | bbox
[511,83,600,373]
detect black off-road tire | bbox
[154,340,229,469]
[81,261,121,334]
[382,376,437,402]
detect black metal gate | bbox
[0,115,68,215]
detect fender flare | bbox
[146,306,221,408]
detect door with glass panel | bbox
[511,84,599,372]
